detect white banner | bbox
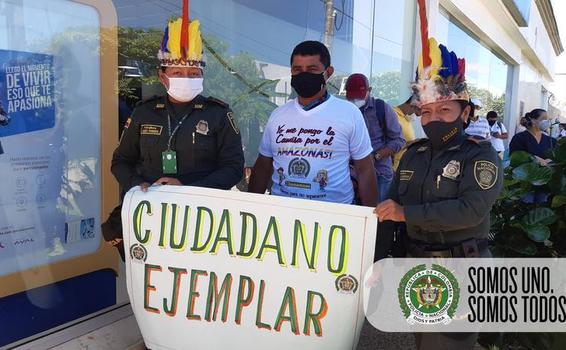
[122,186,377,350]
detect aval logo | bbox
[398,264,459,325]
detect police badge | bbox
[442,160,461,180]
[195,120,209,135]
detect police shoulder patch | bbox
[474,160,498,190]
[226,111,239,134]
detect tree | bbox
[467,84,505,117]
[371,71,402,105]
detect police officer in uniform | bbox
[104,10,244,254]
[375,39,503,350]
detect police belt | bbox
[407,238,489,258]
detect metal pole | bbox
[323,0,335,51]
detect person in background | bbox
[465,98,491,139]
[248,41,378,207]
[345,73,405,202]
[509,108,556,166]
[392,96,420,171]
[463,100,475,130]
[559,123,566,139]
[487,111,508,159]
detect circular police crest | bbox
[130,243,148,262]
[398,264,459,325]
[335,274,359,294]
[288,158,310,178]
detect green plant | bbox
[479,138,566,349]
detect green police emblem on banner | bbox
[335,274,359,294]
[130,243,148,262]
[398,264,460,325]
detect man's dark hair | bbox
[486,111,498,119]
[404,96,413,105]
[290,41,331,68]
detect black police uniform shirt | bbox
[111,94,244,190]
[389,132,503,245]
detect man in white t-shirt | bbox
[487,111,508,159]
[465,98,491,140]
[248,41,378,206]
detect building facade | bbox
[0,0,562,348]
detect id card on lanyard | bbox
[162,113,189,174]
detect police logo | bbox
[196,120,209,135]
[288,158,310,178]
[129,243,147,262]
[442,160,460,180]
[335,274,359,294]
[399,264,460,325]
[474,160,498,190]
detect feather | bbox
[458,58,466,80]
[417,0,430,68]
[438,44,451,79]
[450,51,458,79]
[161,26,169,53]
[167,18,182,59]
[428,38,441,78]
[188,20,202,61]
[180,0,189,59]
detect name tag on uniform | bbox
[162,150,177,174]
[400,170,414,181]
[141,124,163,135]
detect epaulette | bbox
[406,138,429,153]
[466,136,491,147]
[407,138,428,149]
[136,95,160,106]
[206,96,229,108]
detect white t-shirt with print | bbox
[259,95,373,204]
[490,121,508,152]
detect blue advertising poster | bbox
[0,49,55,138]
[0,45,101,276]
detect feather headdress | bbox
[157,0,205,68]
[412,0,468,107]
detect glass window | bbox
[0,0,119,347]
[437,9,510,118]
[113,0,416,165]
[0,0,102,275]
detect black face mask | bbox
[488,120,496,126]
[422,117,464,150]
[291,71,326,98]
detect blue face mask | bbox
[537,119,551,131]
